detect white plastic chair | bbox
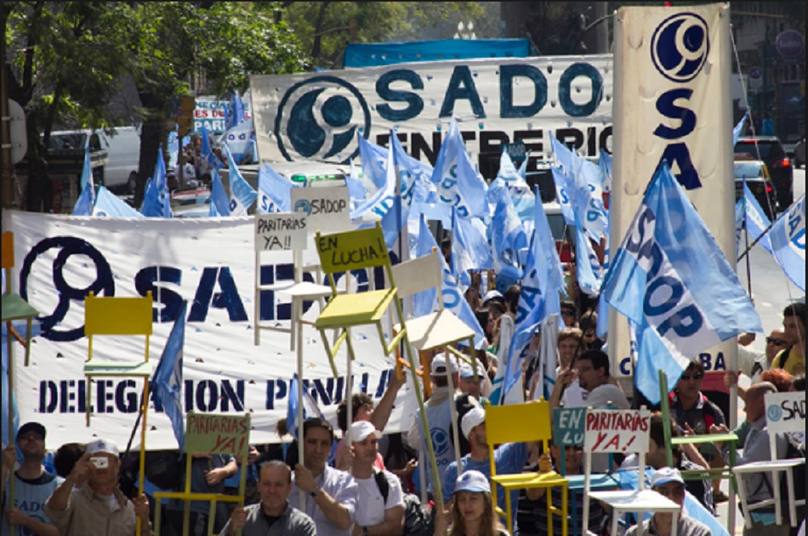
[582,408,681,536]
[733,391,806,528]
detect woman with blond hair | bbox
[435,470,509,536]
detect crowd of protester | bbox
[2,263,805,535]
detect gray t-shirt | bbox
[625,515,711,536]
[218,503,316,536]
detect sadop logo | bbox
[767,403,783,422]
[293,199,312,215]
[651,12,710,83]
[274,76,371,163]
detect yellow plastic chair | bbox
[83,291,153,425]
[2,231,39,366]
[485,400,569,535]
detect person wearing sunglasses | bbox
[670,361,729,503]
[725,329,790,400]
[771,302,806,378]
[625,468,710,536]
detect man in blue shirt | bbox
[1,422,60,536]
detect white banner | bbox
[609,3,736,379]
[250,55,613,169]
[4,211,418,450]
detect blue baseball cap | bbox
[454,470,490,494]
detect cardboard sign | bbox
[185,413,250,457]
[254,213,307,252]
[316,226,388,273]
[291,186,350,232]
[552,407,586,446]
[765,391,806,434]
[584,408,650,453]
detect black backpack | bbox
[373,471,434,536]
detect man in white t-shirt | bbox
[573,349,629,409]
[349,421,404,536]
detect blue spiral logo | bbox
[293,199,312,215]
[274,76,371,163]
[651,13,710,83]
[767,404,783,422]
[431,427,450,456]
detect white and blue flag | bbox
[151,301,187,449]
[209,168,231,217]
[601,163,762,403]
[451,208,493,287]
[200,126,223,172]
[358,134,389,190]
[732,112,749,145]
[225,146,257,215]
[769,194,805,291]
[550,165,576,226]
[740,182,773,255]
[257,162,293,213]
[72,149,95,215]
[490,192,527,274]
[226,89,245,130]
[573,210,603,297]
[92,186,143,218]
[221,119,255,164]
[430,121,488,219]
[140,146,172,218]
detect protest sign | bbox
[765,391,806,434]
[552,407,586,446]
[254,213,307,251]
[584,408,650,453]
[185,412,250,457]
[316,226,388,273]
[291,186,350,232]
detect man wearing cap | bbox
[44,439,151,535]
[220,461,315,536]
[348,421,404,536]
[441,406,534,525]
[406,353,461,495]
[291,418,357,536]
[458,363,489,402]
[1,422,60,536]
[625,468,710,536]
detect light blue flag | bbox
[490,192,527,274]
[257,162,293,213]
[221,119,254,164]
[451,209,494,287]
[391,134,432,208]
[550,165,575,226]
[352,138,396,220]
[531,188,565,318]
[413,216,439,316]
[92,186,143,218]
[573,159,610,242]
[72,149,95,215]
[224,146,257,215]
[596,290,609,339]
[550,134,576,176]
[287,374,300,440]
[573,210,603,297]
[418,215,487,348]
[226,89,245,130]
[598,151,612,192]
[167,130,179,170]
[601,163,762,403]
[358,134,389,190]
[200,126,223,171]
[741,183,773,254]
[151,301,187,450]
[735,197,745,257]
[209,168,231,217]
[140,146,173,217]
[768,194,805,291]
[733,112,749,145]
[430,121,488,219]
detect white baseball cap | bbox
[430,354,458,376]
[85,439,119,457]
[482,290,504,305]
[461,406,486,439]
[651,467,685,488]
[454,470,491,494]
[459,363,476,379]
[349,420,381,443]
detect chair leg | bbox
[773,470,782,525]
[735,472,754,529]
[505,488,513,536]
[317,329,340,377]
[786,468,797,527]
[610,506,619,536]
[671,510,678,536]
[561,484,568,536]
[546,486,553,536]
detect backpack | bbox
[373,471,433,536]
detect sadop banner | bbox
[4,210,416,449]
[251,55,613,169]
[609,4,735,379]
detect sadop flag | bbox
[72,149,95,215]
[769,195,805,291]
[430,121,488,219]
[601,163,762,403]
[209,168,232,217]
[258,162,293,213]
[225,146,257,215]
[151,301,187,449]
[92,186,143,218]
[221,119,255,164]
[140,146,172,218]
[550,165,576,226]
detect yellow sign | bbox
[316,225,388,273]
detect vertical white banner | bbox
[609,3,736,381]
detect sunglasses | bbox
[561,310,576,317]
[766,337,787,346]
[681,373,704,381]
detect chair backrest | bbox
[391,249,442,302]
[315,222,392,289]
[485,400,553,452]
[764,391,805,460]
[85,291,153,336]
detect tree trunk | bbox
[310,2,329,64]
[134,89,167,207]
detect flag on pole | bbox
[72,149,95,215]
[358,134,389,190]
[226,89,245,130]
[287,375,300,440]
[769,194,805,291]
[740,183,773,254]
[200,126,223,172]
[92,186,143,218]
[490,192,527,274]
[257,162,293,213]
[140,146,172,218]
[572,210,603,297]
[224,146,257,215]
[209,168,232,217]
[450,208,493,287]
[151,301,187,449]
[732,112,749,145]
[221,119,254,164]
[601,163,762,403]
[430,121,488,220]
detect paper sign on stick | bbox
[184,413,251,458]
[765,392,806,434]
[584,409,650,453]
[255,213,308,252]
[291,186,350,232]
